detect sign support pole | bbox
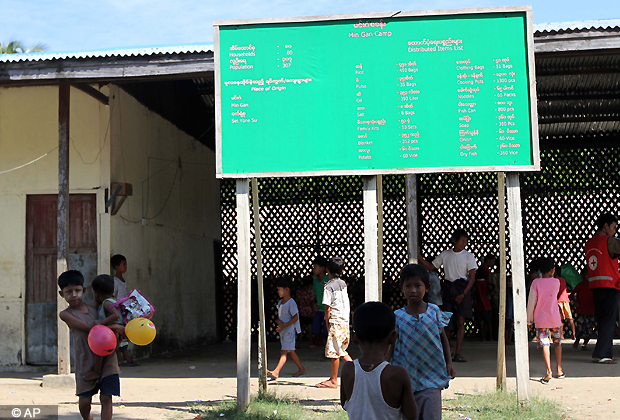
[406,175,418,264]
[496,172,507,391]
[363,176,379,301]
[252,179,268,393]
[506,173,530,401]
[236,179,251,408]
[377,175,384,302]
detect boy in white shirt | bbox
[317,257,353,389]
[418,229,478,363]
[111,254,138,367]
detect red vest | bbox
[585,234,620,290]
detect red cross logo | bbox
[588,255,598,271]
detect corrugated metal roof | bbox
[0,43,214,63]
[534,19,620,34]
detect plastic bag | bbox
[112,289,156,324]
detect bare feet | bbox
[267,370,279,380]
[83,371,100,381]
[292,368,306,377]
[316,380,337,388]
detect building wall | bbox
[109,86,220,353]
[0,85,110,365]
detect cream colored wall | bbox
[109,86,220,352]
[0,85,111,365]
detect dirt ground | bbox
[1,339,619,419]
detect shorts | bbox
[558,302,573,320]
[536,328,562,348]
[280,331,296,351]
[325,323,350,359]
[475,309,492,324]
[77,374,120,397]
[442,279,473,323]
[300,316,313,329]
[414,388,442,420]
[312,311,328,336]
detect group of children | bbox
[57,254,137,420]
[268,256,455,420]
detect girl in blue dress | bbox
[389,264,456,420]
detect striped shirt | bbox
[392,304,452,392]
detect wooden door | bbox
[26,194,97,365]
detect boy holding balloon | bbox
[84,275,124,381]
[58,270,124,420]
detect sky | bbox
[2,0,619,52]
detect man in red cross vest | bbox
[584,213,620,363]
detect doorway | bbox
[25,194,98,365]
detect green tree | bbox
[0,40,47,54]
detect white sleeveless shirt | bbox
[343,360,403,420]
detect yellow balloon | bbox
[125,317,156,346]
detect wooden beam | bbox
[506,173,530,402]
[363,176,379,302]
[236,179,251,408]
[534,37,620,53]
[539,115,620,124]
[538,93,620,101]
[0,55,214,84]
[72,83,109,105]
[405,175,418,264]
[496,172,507,391]
[252,178,268,393]
[57,81,71,375]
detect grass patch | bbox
[444,390,571,420]
[192,392,348,420]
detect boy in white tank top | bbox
[341,302,418,420]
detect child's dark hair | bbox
[353,301,395,343]
[538,257,555,275]
[326,257,344,276]
[399,264,430,287]
[301,275,313,287]
[313,256,328,268]
[58,270,84,290]
[596,213,618,230]
[111,254,126,269]
[484,254,497,264]
[92,274,115,295]
[451,229,469,243]
[276,278,292,290]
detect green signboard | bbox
[215,7,539,178]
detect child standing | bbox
[571,269,596,350]
[111,254,138,367]
[341,302,418,420]
[296,276,316,348]
[267,279,305,379]
[84,275,123,381]
[555,266,576,339]
[312,256,330,345]
[527,257,564,384]
[58,270,123,420]
[317,257,353,389]
[390,264,455,420]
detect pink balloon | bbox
[88,325,117,356]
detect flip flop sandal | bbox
[557,373,566,379]
[540,377,551,384]
[596,358,618,364]
[453,353,467,363]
